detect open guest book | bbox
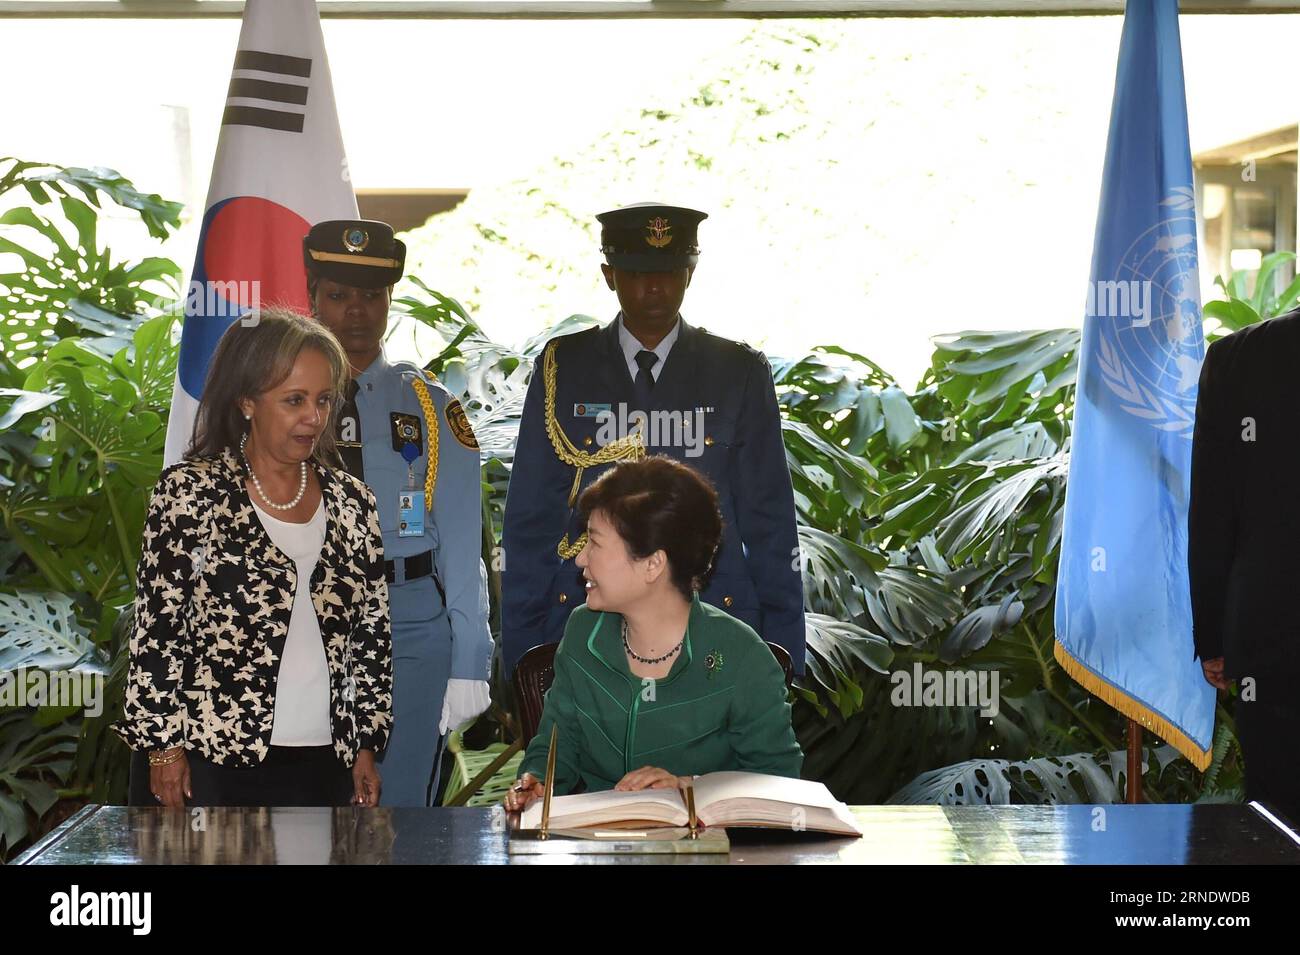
[519,771,863,836]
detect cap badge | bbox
[342,227,370,253]
[644,216,673,249]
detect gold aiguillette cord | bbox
[542,341,646,559]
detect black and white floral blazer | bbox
[115,447,393,768]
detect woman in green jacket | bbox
[504,455,802,809]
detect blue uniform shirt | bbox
[501,316,806,676]
[347,349,492,681]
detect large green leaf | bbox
[801,613,893,718]
[771,348,895,457]
[782,418,877,515]
[0,162,180,372]
[798,524,883,621]
[878,384,923,451]
[867,563,963,647]
[887,751,1128,805]
[940,595,1025,663]
[25,361,166,490]
[1202,298,1260,334]
[950,421,1058,464]
[0,389,59,432]
[933,457,1067,565]
[932,328,1080,414]
[0,590,102,671]
[0,158,183,239]
[0,709,78,858]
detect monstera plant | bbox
[0,158,181,857]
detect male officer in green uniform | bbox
[501,203,806,676]
[304,219,492,806]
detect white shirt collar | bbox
[617,314,681,383]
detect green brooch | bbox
[704,649,724,680]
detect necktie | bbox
[633,349,659,408]
[337,377,365,480]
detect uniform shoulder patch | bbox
[444,397,480,451]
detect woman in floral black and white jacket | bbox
[115,309,393,808]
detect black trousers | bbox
[1235,697,1300,827]
[131,746,353,807]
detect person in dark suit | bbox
[501,202,805,677]
[1189,310,1300,822]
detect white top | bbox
[253,498,332,747]
[618,314,681,384]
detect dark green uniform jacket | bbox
[519,594,803,793]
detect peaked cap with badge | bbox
[597,202,708,272]
[303,219,406,288]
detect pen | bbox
[540,725,557,839]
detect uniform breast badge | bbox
[390,412,423,456]
[445,397,480,450]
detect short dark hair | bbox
[186,307,348,468]
[578,456,723,599]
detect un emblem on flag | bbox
[1094,187,1202,437]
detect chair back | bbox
[511,643,558,747]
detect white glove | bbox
[439,679,491,735]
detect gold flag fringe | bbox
[1053,639,1212,772]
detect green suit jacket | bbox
[519,594,803,793]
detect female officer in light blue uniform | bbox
[304,219,492,807]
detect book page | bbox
[519,787,686,830]
[692,772,844,811]
[688,772,862,835]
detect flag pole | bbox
[1126,718,1142,804]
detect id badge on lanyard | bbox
[398,443,425,538]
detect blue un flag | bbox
[1053,0,1214,770]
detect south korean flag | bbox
[164,0,358,464]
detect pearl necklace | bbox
[240,432,308,511]
[622,619,684,665]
